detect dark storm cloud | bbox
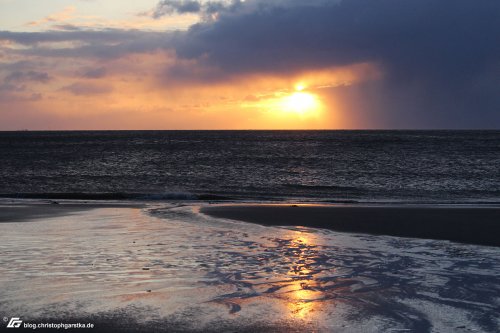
[176,0,500,75]
[151,0,324,19]
[172,0,500,127]
[150,0,241,19]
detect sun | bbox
[240,81,323,120]
[280,91,319,114]
[295,82,306,91]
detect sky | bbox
[0,0,498,130]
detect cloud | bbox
[170,0,500,127]
[4,71,51,84]
[175,0,499,73]
[0,29,159,46]
[52,24,83,31]
[61,82,113,95]
[153,0,202,18]
[150,0,237,19]
[78,66,107,79]
[149,0,314,20]
[27,7,76,27]
[0,29,170,59]
[0,91,42,102]
[1,70,51,93]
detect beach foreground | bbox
[1,202,499,332]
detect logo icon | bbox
[6,318,22,328]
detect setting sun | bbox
[295,83,306,91]
[280,92,320,114]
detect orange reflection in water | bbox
[283,232,324,319]
[287,283,322,319]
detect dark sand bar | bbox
[0,203,142,222]
[202,205,500,247]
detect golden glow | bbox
[280,91,320,115]
[1,55,382,129]
[295,82,306,91]
[284,232,323,319]
[288,288,317,319]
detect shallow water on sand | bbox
[0,204,499,332]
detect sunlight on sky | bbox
[0,0,496,129]
[295,83,306,91]
[279,91,320,115]
[0,0,381,130]
[241,81,324,123]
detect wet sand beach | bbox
[202,204,500,247]
[1,203,499,332]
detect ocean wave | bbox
[282,183,361,191]
[0,192,499,205]
[0,192,234,201]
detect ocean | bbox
[0,130,499,203]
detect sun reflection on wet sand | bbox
[281,232,325,320]
[288,288,319,319]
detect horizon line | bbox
[1,128,499,132]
